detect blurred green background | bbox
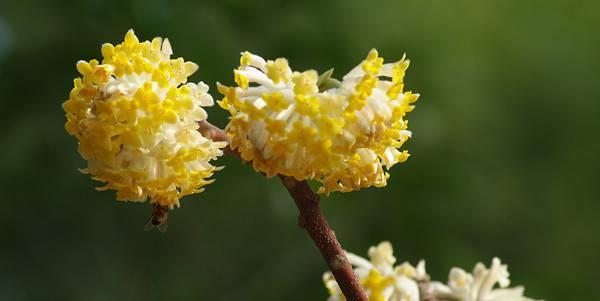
[1,0,598,300]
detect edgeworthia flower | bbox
[427,258,541,301]
[323,242,541,301]
[62,30,226,208]
[323,241,425,301]
[218,50,419,193]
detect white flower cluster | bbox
[323,242,541,301]
[427,257,539,301]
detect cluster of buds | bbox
[323,241,541,301]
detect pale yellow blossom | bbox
[219,50,419,193]
[63,30,226,207]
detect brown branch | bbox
[197,121,238,158]
[198,120,368,301]
[280,176,369,301]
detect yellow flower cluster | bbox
[62,30,226,207]
[219,50,419,193]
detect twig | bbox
[198,121,369,301]
[197,121,238,158]
[280,176,368,301]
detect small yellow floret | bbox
[362,269,396,301]
[266,58,292,83]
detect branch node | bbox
[331,254,348,270]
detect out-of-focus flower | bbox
[62,30,226,208]
[219,50,419,193]
[323,241,425,301]
[323,242,542,301]
[427,258,541,301]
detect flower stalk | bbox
[198,121,369,301]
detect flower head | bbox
[323,242,541,301]
[219,50,419,193]
[62,30,226,207]
[427,258,542,301]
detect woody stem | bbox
[198,121,369,301]
[279,176,369,301]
